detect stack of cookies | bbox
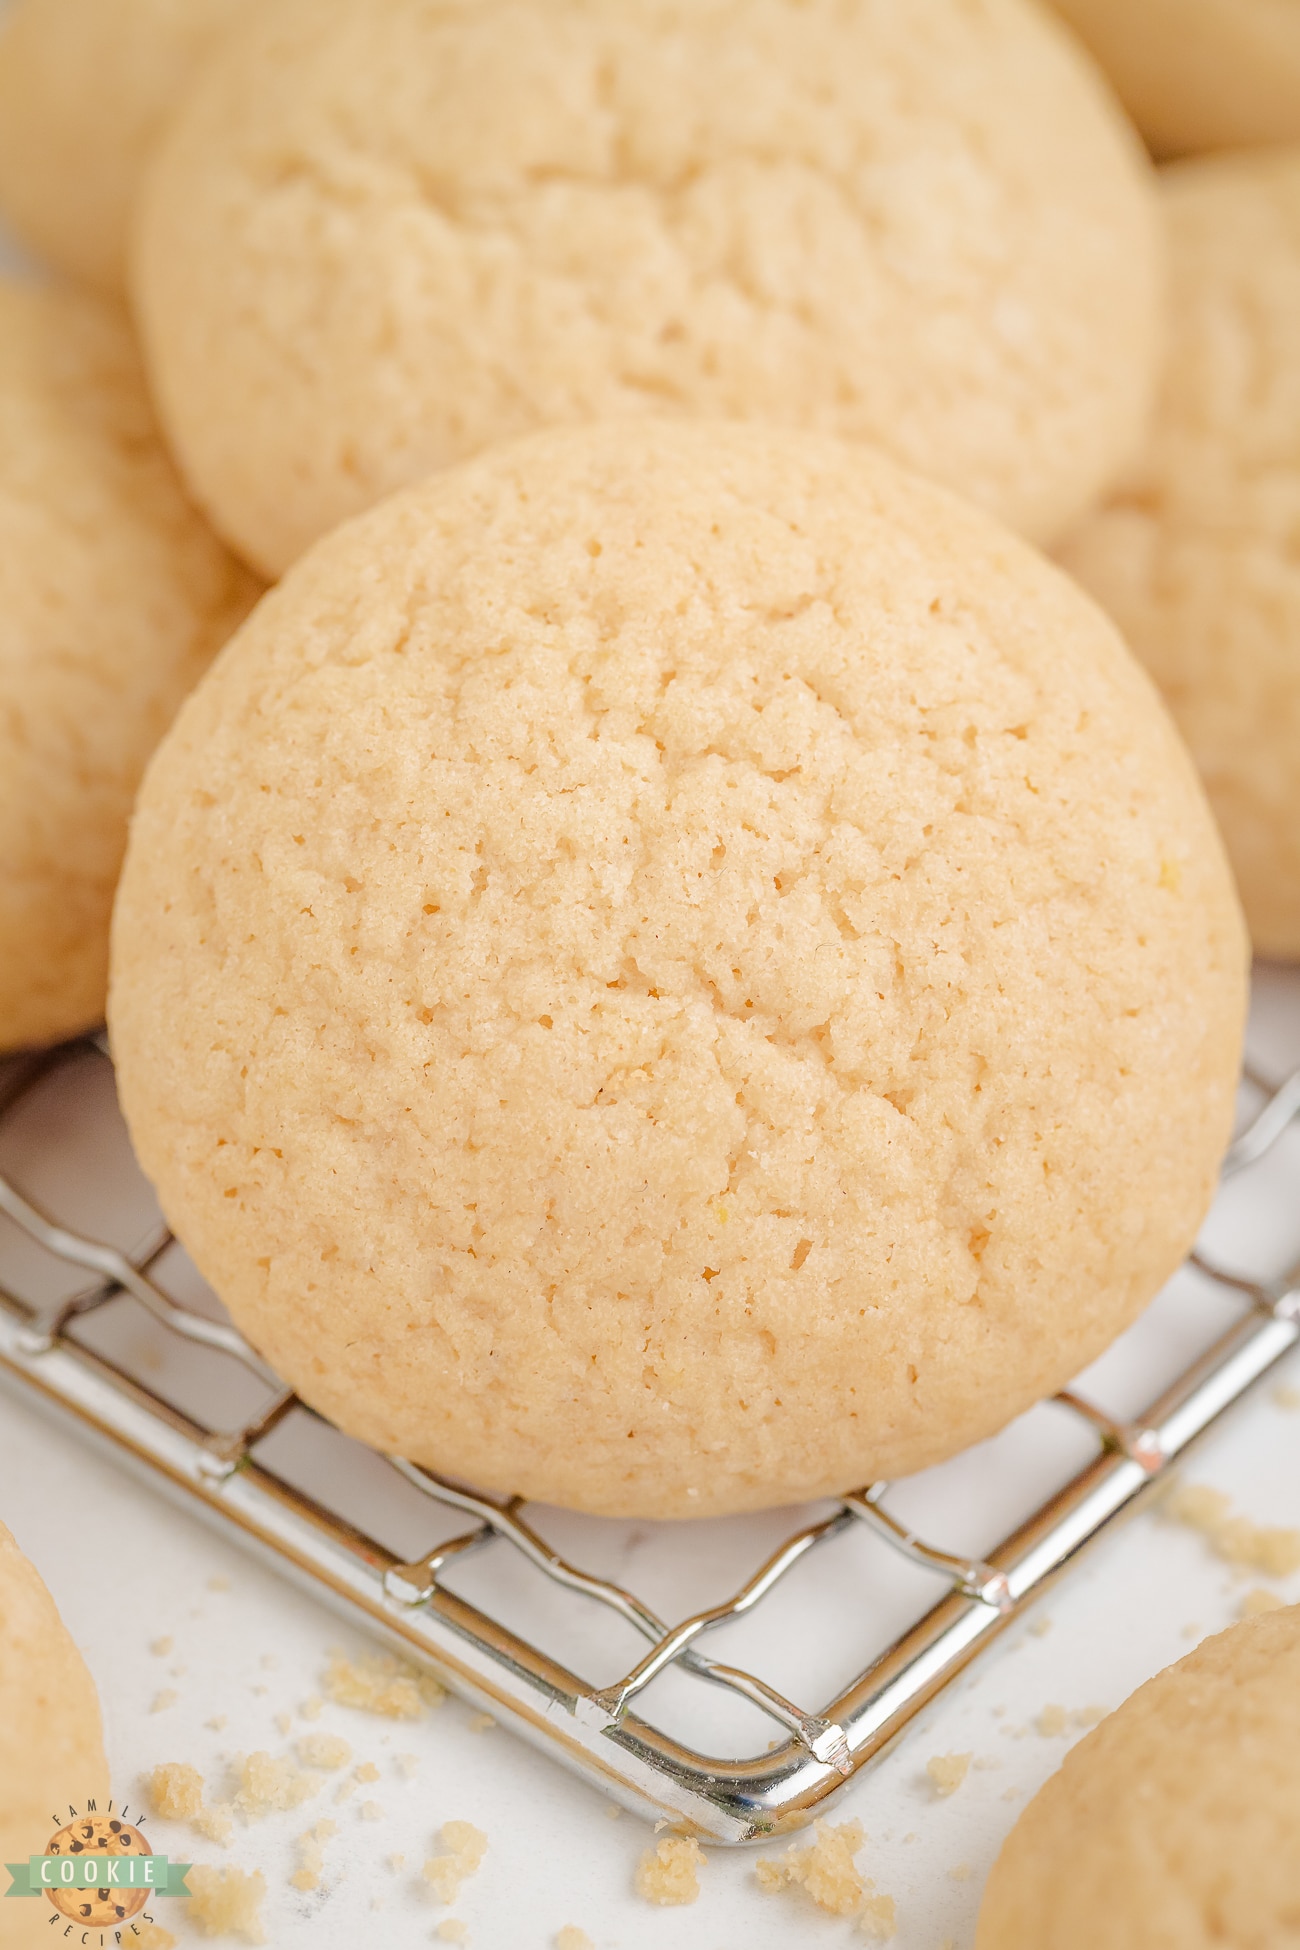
[3,1,1298,1939]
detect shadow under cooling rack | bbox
[0,1030,1297,1842]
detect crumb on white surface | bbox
[274,1712,292,1737]
[296,1733,352,1771]
[130,1924,176,1949]
[151,1635,174,1657]
[194,1803,234,1847]
[323,1650,446,1720]
[299,1695,323,1721]
[555,1930,594,1950]
[290,1817,338,1892]
[422,1821,488,1904]
[925,1753,972,1797]
[635,1833,707,1908]
[436,1925,469,1945]
[1273,1383,1300,1410]
[973,1755,1001,1772]
[360,1800,384,1822]
[859,1892,897,1940]
[604,1803,622,1820]
[1002,1786,1022,1802]
[1072,1704,1107,1728]
[333,1778,356,1805]
[232,1751,323,1819]
[396,1753,419,1780]
[468,1712,496,1733]
[354,1761,380,1783]
[206,1715,228,1732]
[949,1862,973,1882]
[1035,1704,1068,1737]
[1240,1586,1286,1617]
[186,1864,266,1943]
[386,1853,405,1873]
[151,1689,178,1714]
[1164,1483,1300,1576]
[207,1576,231,1593]
[1028,1615,1053,1637]
[146,1761,205,1821]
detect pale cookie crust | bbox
[133,0,1161,579]
[0,278,260,1054]
[0,0,250,295]
[976,1606,1300,1949]
[1059,150,1300,959]
[1048,0,1300,159]
[109,421,1247,1518]
[0,1521,110,1950]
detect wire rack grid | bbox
[0,1033,1297,1845]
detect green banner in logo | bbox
[4,1858,191,1898]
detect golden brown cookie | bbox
[133,0,1161,578]
[0,277,260,1054]
[1059,150,1300,959]
[976,1605,1300,1949]
[1048,0,1300,158]
[0,0,250,294]
[109,421,1247,1518]
[0,1521,110,1950]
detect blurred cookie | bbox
[109,420,1246,1518]
[977,1605,1300,1948]
[0,278,260,1054]
[0,0,249,294]
[1059,150,1300,958]
[133,0,1161,578]
[1048,0,1300,158]
[0,1520,110,1950]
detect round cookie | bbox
[1047,0,1300,159]
[976,1605,1300,1948]
[1059,150,1300,960]
[0,0,250,295]
[108,421,1247,1518]
[0,278,260,1055]
[0,1521,110,1950]
[132,0,1162,580]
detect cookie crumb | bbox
[604,1802,621,1820]
[1164,1483,1300,1576]
[1035,1704,1068,1736]
[949,1862,973,1882]
[194,1803,234,1847]
[146,1762,204,1822]
[274,1712,292,1737]
[151,1635,174,1657]
[206,1715,228,1733]
[360,1800,384,1822]
[635,1833,706,1907]
[1240,1587,1285,1617]
[387,1854,405,1873]
[207,1576,231,1593]
[926,1752,972,1797]
[151,1689,178,1714]
[354,1761,381,1783]
[232,1751,322,1819]
[396,1753,419,1780]
[468,1712,496,1733]
[1028,1615,1053,1638]
[755,1820,863,1916]
[296,1734,352,1772]
[436,1926,469,1945]
[299,1695,323,1721]
[555,1930,594,1950]
[186,1864,266,1942]
[859,1892,897,1940]
[323,1650,445,1720]
[131,1924,176,1949]
[1072,1704,1107,1728]
[1273,1384,1300,1411]
[422,1822,488,1904]
[290,1817,337,1892]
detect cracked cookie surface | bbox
[109,421,1245,1516]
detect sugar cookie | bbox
[0,278,260,1053]
[134,0,1161,578]
[1059,150,1300,958]
[109,421,1246,1517]
[977,1605,1300,1948]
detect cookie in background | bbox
[1048,0,1300,159]
[0,277,261,1055]
[132,0,1162,580]
[976,1604,1300,1948]
[0,1519,111,1950]
[0,0,249,295]
[109,419,1247,1518]
[1059,149,1300,961]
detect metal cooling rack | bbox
[0,1034,1297,1844]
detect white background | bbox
[1,38,1299,1943]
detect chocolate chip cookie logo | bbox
[4,1798,189,1940]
